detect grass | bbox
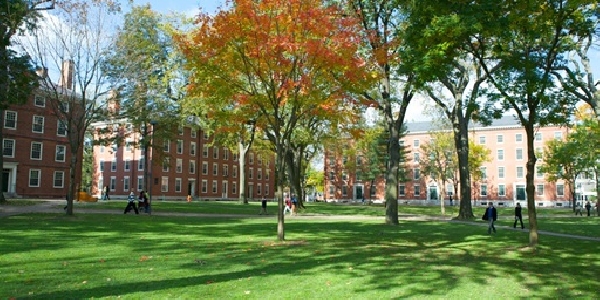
[0,212,598,299]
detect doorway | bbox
[187,180,195,197]
[515,185,526,201]
[353,185,364,202]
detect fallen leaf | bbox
[206,280,214,284]
[99,259,105,263]
[139,256,149,262]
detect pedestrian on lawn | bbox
[513,202,524,229]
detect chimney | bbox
[58,59,75,90]
[35,66,48,78]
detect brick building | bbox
[2,66,82,199]
[324,116,576,207]
[90,121,276,201]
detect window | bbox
[99,160,104,172]
[498,167,505,179]
[233,153,238,161]
[51,171,64,188]
[265,184,269,195]
[266,169,270,180]
[536,166,544,179]
[32,116,44,133]
[175,178,182,193]
[202,162,208,175]
[190,142,196,156]
[4,111,16,129]
[110,177,117,191]
[213,146,219,159]
[554,131,562,140]
[498,184,506,197]
[29,169,41,187]
[161,176,169,192]
[248,167,254,179]
[249,153,255,164]
[257,169,262,180]
[55,120,67,136]
[516,133,523,142]
[233,182,238,194]
[137,176,144,191]
[479,136,486,145]
[342,172,348,181]
[163,158,170,172]
[189,160,196,174]
[201,180,207,193]
[258,154,263,166]
[329,157,336,166]
[556,184,564,197]
[191,130,196,138]
[212,163,218,176]
[55,145,66,162]
[516,148,523,160]
[399,184,405,196]
[497,149,504,161]
[257,184,262,195]
[223,147,229,160]
[125,140,132,152]
[31,142,43,160]
[34,95,45,107]
[3,139,15,157]
[329,171,335,180]
[342,185,348,196]
[329,185,335,197]
[233,166,238,178]
[164,140,170,152]
[413,139,420,147]
[496,134,503,143]
[124,159,131,172]
[123,176,130,191]
[178,126,183,135]
[203,132,209,140]
[481,184,488,196]
[534,132,542,141]
[138,157,145,171]
[111,160,117,172]
[176,158,183,173]
[223,165,229,177]
[536,184,544,196]
[516,166,524,179]
[413,168,420,181]
[202,145,208,158]
[125,123,132,133]
[413,153,420,162]
[414,185,420,196]
[480,167,487,180]
[176,140,183,154]
[100,145,105,153]
[212,180,217,193]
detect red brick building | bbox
[91,121,276,201]
[324,116,574,208]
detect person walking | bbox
[485,202,497,234]
[449,195,453,206]
[585,201,592,216]
[138,191,148,213]
[283,197,292,215]
[575,202,583,216]
[291,193,298,215]
[513,202,524,229]
[103,186,110,201]
[124,191,139,214]
[260,196,268,215]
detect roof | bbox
[405,115,522,134]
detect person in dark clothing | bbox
[449,195,453,206]
[513,202,524,229]
[138,191,148,213]
[585,201,592,216]
[103,186,110,200]
[485,202,497,234]
[260,197,268,215]
[124,192,139,214]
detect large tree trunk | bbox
[238,141,248,204]
[454,115,474,219]
[0,109,5,203]
[275,142,286,241]
[525,123,539,247]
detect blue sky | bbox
[124,0,225,15]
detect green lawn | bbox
[0,213,598,299]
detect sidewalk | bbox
[1,200,598,242]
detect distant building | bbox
[324,116,577,207]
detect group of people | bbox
[484,202,523,234]
[259,193,298,215]
[124,191,149,214]
[575,201,598,216]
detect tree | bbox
[419,130,454,215]
[176,0,372,240]
[103,4,185,212]
[0,0,54,202]
[20,0,120,213]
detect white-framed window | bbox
[164,140,170,152]
[516,148,523,160]
[498,184,506,197]
[55,145,66,162]
[249,153,254,164]
[123,176,130,192]
[497,149,504,161]
[176,139,183,154]
[190,142,196,156]
[53,171,64,188]
[32,116,44,133]
[202,162,208,175]
[536,184,544,196]
[516,133,523,142]
[556,184,564,197]
[232,182,237,194]
[99,159,104,172]
[257,169,262,180]
[203,132,209,140]
[212,163,218,176]
[536,166,544,179]
[3,139,15,157]
[496,134,503,143]
[480,167,487,180]
[175,178,182,193]
[534,132,542,141]
[265,184,269,195]
[213,146,219,159]
[138,157,145,171]
[34,95,45,107]
[413,139,420,147]
[329,157,336,166]
[413,168,420,181]
[341,171,347,181]
[248,167,254,179]
[399,184,405,196]
[212,180,217,193]
[202,145,209,158]
[125,140,132,152]
[223,147,229,160]
[554,131,563,140]
[413,152,419,162]
[161,176,169,192]
[266,169,270,180]
[414,185,420,196]
[536,147,543,160]
[110,177,117,191]
[480,184,488,196]
[58,101,69,113]
[176,158,183,173]
[191,130,196,138]
[342,185,348,196]
[178,126,183,135]
[479,136,486,145]
[257,154,262,166]
[233,165,237,178]
[223,165,229,177]
[31,142,43,160]
[201,180,207,193]
[29,169,41,187]
[124,159,131,172]
[233,153,238,161]
[57,120,67,136]
[4,111,17,129]
[137,176,144,191]
[516,166,524,179]
[162,158,170,172]
[125,123,133,133]
[111,160,117,172]
[100,145,105,153]
[257,183,262,195]
[189,160,196,174]
[498,166,505,179]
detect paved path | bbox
[1,200,598,242]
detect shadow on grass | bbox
[1,214,598,299]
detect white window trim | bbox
[31,141,43,160]
[3,139,15,158]
[4,111,17,129]
[32,116,44,133]
[29,169,41,187]
[53,171,65,188]
[55,145,66,162]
